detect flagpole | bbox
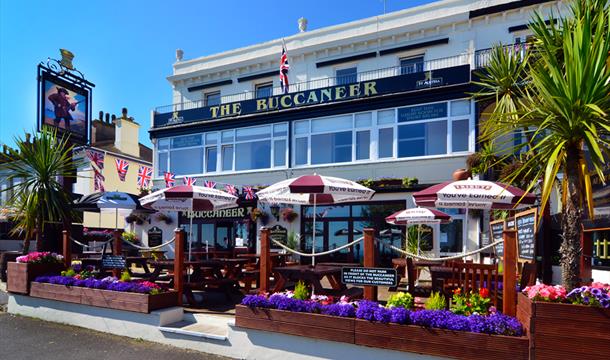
[312,194,316,267]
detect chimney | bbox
[176,49,184,62]
[298,17,308,32]
[105,113,110,123]
[113,107,140,158]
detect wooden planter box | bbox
[235,305,529,359]
[6,262,65,294]
[517,292,610,359]
[235,305,355,344]
[355,319,528,360]
[29,282,178,313]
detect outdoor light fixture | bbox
[270,204,280,221]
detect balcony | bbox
[152,49,504,129]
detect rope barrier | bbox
[270,236,364,257]
[70,236,113,249]
[121,237,176,250]
[376,238,504,261]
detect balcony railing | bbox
[155,52,472,114]
[473,43,529,69]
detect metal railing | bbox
[154,52,472,114]
[473,43,530,69]
[594,238,609,260]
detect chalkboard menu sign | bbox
[147,226,163,248]
[490,220,505,257]
[341,267,398,287]
[515,209,537,261]
[102,255,126,269]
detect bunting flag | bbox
[114,158,129,182]
[164,172,175,188]
[224,184,238,196]
[204,180,216,188]
[243,186,256,200]
[93,169,105,192]
[183,177,197,186]
[85,149,105,171]
[137,166,153,188]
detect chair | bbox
[444,261,500,307]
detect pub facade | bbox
[148,0,565,263]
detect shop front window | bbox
[440,219,463,253]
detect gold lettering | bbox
[257,99,267,111]
[307,92,318,103]
[219,104,231,116]
[280,95,292,108]
[268,97,279,109]
[238,208,245,217]
[294,93,305,105]
[232,103,241,115]
[320,88,333,102]
[335,86,347,99]
[364,81,378,96]
[210,106,219,118]
[349,84,360,97]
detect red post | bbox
[363,228,377,301]
[503,229,517,317]
[580,229,593,285]
[259,228,271,293]
[174,228,185,306]
[62,230,71,268]
[112,229,123,278]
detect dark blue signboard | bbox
[397,102,447,122]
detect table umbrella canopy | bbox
[385,208,452,225]
[256,174,375,205]
[140,185,238,211]
[412,179,536,210]
[73,192,152,212]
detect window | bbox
[378,128,394,158]
[452,119,469,152]
[311,131,352,164]
[205,147,217,172]
[400,56,424,75]
[255,82,273,99]
[205,91,221,106]
[221,145,233,171]
[398,121,447,157]
[356,130,370,160]
[156,138,170,176]
[336,67,357,85]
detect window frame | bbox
[255,81,274,99]
[204,91,221,107]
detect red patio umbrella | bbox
[386,207,452,256]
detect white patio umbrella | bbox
[140,185,238,261]
[256,174,374,265]
[385,207,452,255]
[413,179,536,254]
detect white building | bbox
[148,0,567,264]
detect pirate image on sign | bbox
[47,87,81,130]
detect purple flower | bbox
[241,295,271,308]
[321,303,355,317]
[355,300,380,321]
[390,307,410,325]
[373,306,392,323]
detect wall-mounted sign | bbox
[490,220,505,257]
[147,226,163,247]
[398,102,448,122]
[153,65,470,128]
[182,206,252,220]
[269,225,288,243]
[341,267,397,287]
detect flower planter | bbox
[235,305,528,360]
[517,293,610,359]
[29,282,179,313]
[6,262,65,294]
[354,320,528,360]
[235,305,356,344]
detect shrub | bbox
[425,291,446,310]
[293,281,309,300]
[386,291,414,309]
[120,270,131,282]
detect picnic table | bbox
[190,249,232,260]
[272,264,348,295]
[80,256,152,276]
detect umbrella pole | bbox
[417,224,421,256]
[464,208,469,258]
[188,216,193,282]
[312,195,316,267]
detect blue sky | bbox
[0,0,435,148]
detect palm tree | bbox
[474,0,610,290]
[0,127,81,253]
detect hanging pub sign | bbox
[37,49,94,144]
[147,226,163,248]
[153,64,471,127]
[269,225,288,243]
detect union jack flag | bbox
[224,184,238,196]
[93,169,105,192]
[183,177,197,186]
[243,186,256,200]
[164,172,175,188]
[137,166,153,188]
[279,41,290,94]
[204,180,216,188]
[85,149,105,171]
[114,158,129,182]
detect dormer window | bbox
[400,56,424,75]
[255,82,274,99]
[205,91,221,106]
[336,67,357,86]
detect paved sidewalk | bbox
[0,312,231,360]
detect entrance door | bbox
[326,221,353,262]
[216,222,233,249]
